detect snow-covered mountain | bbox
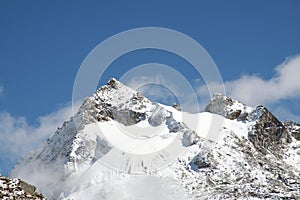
[9,78,300,199]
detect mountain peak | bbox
[106,77,120,88]
[9,79,300,200]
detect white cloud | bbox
[227,56,300,105]
[0,102,79,175]
[198,54,300,105]
[196,54,300,122]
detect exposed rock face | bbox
[86,78,151,126]
[205,94,253,120]
[284,121,300,140]
[248,106,291,156]
[186,131,300,199]
[190,95,300,199]
[0,175,44,200]
[148,105,168,126]
[205,94,292,155]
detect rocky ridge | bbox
[201,94,300,198]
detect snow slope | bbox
[10,79,300,199]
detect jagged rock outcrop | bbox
[205,94,292,155]
[81,78,151,126]
[0,174,44,200]
[284,121,300,140]
[185,131,300,199]
[248,106,291,156]
[205,94,253,120]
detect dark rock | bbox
[284,121,300,140]
[248,106,291,155]
[205,94,235,118]
[111,108,146,126]
[229,109,242,120]
[0,175,45,199]
[205,94,293,156]
[238,112,249,121]
[172,103,182,111]
[190,155,211,171]
[148,105,166,126]
[19,180,37,196]
[205,94,250,120]
[107,78,118,89]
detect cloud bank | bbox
[0,103,78,175]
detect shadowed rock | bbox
[248,106,291,156]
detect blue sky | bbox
[0,1,300,175]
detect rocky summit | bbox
[8,79,300,199]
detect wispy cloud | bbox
[123,75,202,113]
[125,75,179,104]
[0,85,3,97]
[0,103,79,175]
